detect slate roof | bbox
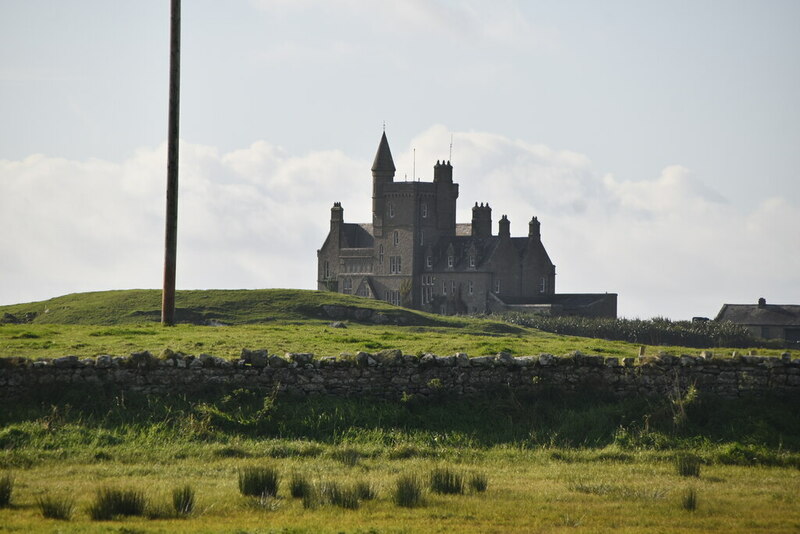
[340,223,374,248]
[715,303,800,326]
[371,132,395,173]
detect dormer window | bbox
[426,256,432,268]
[447,255,454,268]
[469,255,475,268]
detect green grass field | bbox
[1,289,798,532]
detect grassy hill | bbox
[0,288,447,326]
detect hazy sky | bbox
[1,0,798,319]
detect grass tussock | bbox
[0,473,13,507]
[355,480,377,501]
[676,454,702,477]
[332,447,361,467]
[682,488,698,511]
[289,472,312,499]
[36,495,75,520]
[394,474,424,508]
[172,485,195,517]
[321,481,360,510]
[469,472,488,493]
[430,467,464,494]
[88,487,147,520]
[238,466,280,498]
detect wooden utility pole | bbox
[162,0,181,325]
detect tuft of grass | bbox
[289,472,312,499]
[430,467,464,495]
[394,474,424,508]
[682,488,698,511]
[332,447,361,467]
[36,495,75,520]
[469,472,489,493]
[676,454,701,477]
[172,485,195,517]
[355,480,377,501]
[322,481,360,510]
[301,484,322,509]
[238,466,280,498]
[88,487,147,520]
[0,473,13,507]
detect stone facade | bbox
[2,351,798,400]
[317,132,616,317]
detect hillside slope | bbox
[0,289,447,326]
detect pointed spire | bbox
[371,131,396,174]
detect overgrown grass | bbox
[322,481,360,510]
[238,466,280,498]
[469,472,488,493]
[36,495,74,520]
[172,485,195,517]
[430,467,464,494]
[88,487,147,520]
[394,474,424,508]
[0,473,12,507]
[676,454,702,477]
[682,488,698,511]
[289,472,312,499]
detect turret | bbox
[471,202,492,238]
[498,214,510,239]
[528,216,540,239]
[372,132,395,233]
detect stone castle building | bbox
[317,133,616,317]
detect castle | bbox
[317,133,616,317]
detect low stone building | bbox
[317,132,616,317]
[716,298,800,346]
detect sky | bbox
[1,0,799,319]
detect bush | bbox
[37,495,74,520]
[394,474,424,508]
[172,485,195,517]
[682,488,698,511]
[675,454,701,477]
[469,472,489,493]
[238,466,280,497]
[88,488,147,520]
[289,472,312,499]
[430,467,464,495]
[0,473,13,507]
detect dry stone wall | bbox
[2,349,799,400]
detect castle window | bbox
[451,281,456,295]
[389,202,395,218]
[420,230,424,246]
[469,255,475,268]
[379,244,384,264]
[421,202,428,218]
[495,279,501,294]
[426,256,432,268]
[468,280,474,295]
[393,231,399,246]
[447,255,454,268]
[390,256,402,274]
[323,261,330,279]
[442,280,447,295]
[343,278,352,294]
[540,277,547,293]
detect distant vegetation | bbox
[503,313,760,348]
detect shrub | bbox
[0,473,12,507]
[394,474,424,508]
[37,495,75,520]
[676,454,701,477]
[89,488,147,520]
[172,485,195,517]
[322,481,360,510]
[469,472,489,493]
[430,467,464,495]
[238,466,280,498]
[289,472,312,499]
[682,488,698,511]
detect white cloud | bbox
[1,126,798,319]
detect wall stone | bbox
[0,351,798,400]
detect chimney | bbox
[498,215,510,238]
[758,297,766,307]
[433,160,453,183]
[471,202,492,238]
[528,216,540,239]
[330,202,344,230]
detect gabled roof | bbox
[371,132,395,173]
[341,223,374,248]
[715,303,800,326]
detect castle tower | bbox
[372,132,395,235]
